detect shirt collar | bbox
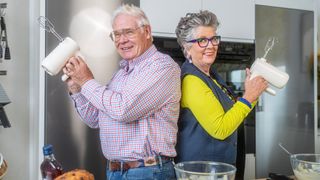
[119,45,157,72]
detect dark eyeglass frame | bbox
[187,35,221,48]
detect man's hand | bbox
[66,78,82,94]
[63,56,94,86]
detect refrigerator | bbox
[255,5,315,178]
[44,0,124,179]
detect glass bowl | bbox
[290,154,320,180]
[174,161,236,180]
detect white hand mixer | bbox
[38,16,81,81]
[250,37,289,95]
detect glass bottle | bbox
[40,144,63,180]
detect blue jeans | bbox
[106,161,176,180]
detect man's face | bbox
[112,14,152,60]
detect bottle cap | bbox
[43,144,53,156]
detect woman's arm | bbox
[181,75,252,140]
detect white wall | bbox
[0,0,30,179]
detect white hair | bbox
[176,10,220,58]
[111,4,150,27]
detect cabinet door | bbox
[140,0,201,37]
[202,0,255,42]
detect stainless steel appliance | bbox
[44,0,123,179]
[255,5,315,178]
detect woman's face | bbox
[186,26,218,73]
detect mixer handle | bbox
[61,51,84,82]
[265,87,276,96]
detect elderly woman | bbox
[175,10,267,167]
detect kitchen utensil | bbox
[0,16,10,60]
[0,23,2,59]
[174,161,236,180]
[37,16,63,42]
[250,57,289,95]
[0,44,2,59]
[0,83,11,128]
[250,37,289,96]
[291,154,320,180]
[41,37,80,81]
[0,3,6,60]
[279,143,320,180]
[279,143,292,156]
[262,37,276,59]
[38,16,81,81]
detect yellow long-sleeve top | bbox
[181,74,255,140]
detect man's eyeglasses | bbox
[109,26,144,42]
[187,36,221,48]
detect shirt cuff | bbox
[238,97,252,109]
[70,91,82,99]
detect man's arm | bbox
[71,92,100,128]
[81,59,181,122]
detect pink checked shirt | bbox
[71,45,181,161]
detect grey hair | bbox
[175,10,220,58]
[111,4,150,27]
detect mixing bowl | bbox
[174,161,236,180]
[290,154,320,180]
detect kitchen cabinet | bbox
[140,0,254,42]
[202,0,254,42]
[140,0,201,38]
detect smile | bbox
[121,46,133,51]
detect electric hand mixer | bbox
[38,16,81,81]
[250,37,289,96]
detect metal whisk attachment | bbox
[262,37,277,59]
[37,16,64,42]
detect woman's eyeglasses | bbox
[109,25,144,42]
[187,36,221,48]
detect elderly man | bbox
[63,4,181,180]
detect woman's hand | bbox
[242,68,268,103]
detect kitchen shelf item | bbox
[174,161,236,180]
[0,3,9,60]
[0,83,11,128]
[1,16,10,60]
